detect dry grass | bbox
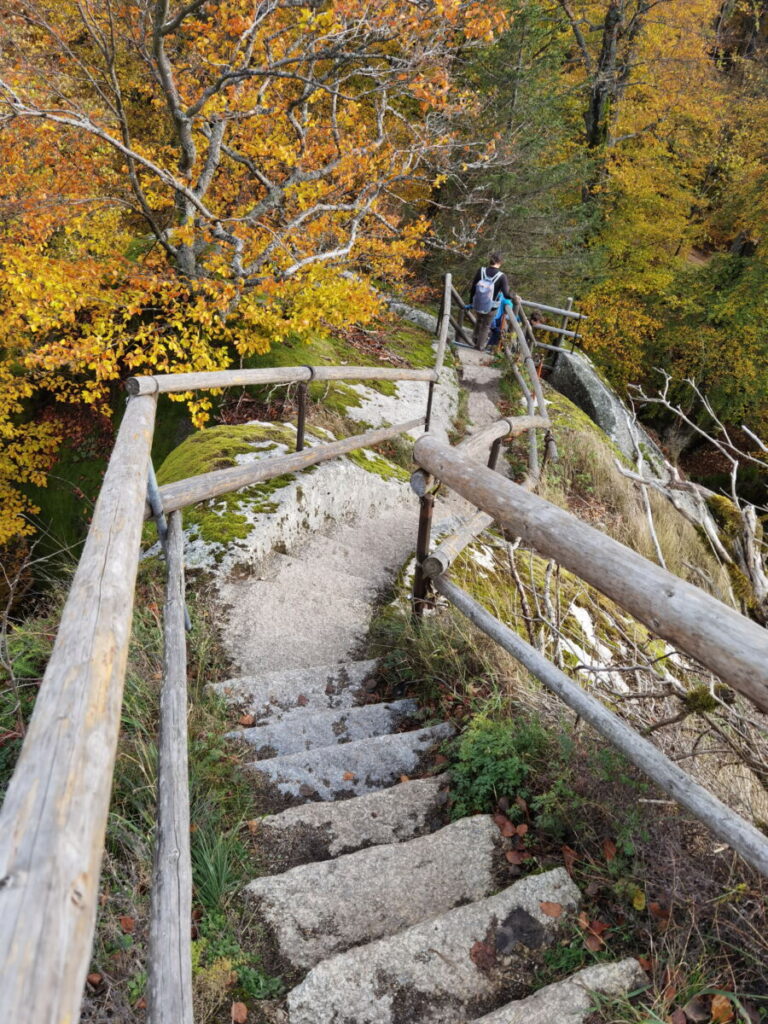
[536,419,734,605]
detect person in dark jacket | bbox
[467,254,517,350]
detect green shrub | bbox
[449,715,549,818]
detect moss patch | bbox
[347,447,410,482]
[156,423,296,487]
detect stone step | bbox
[247,815,502,971]
[468,959,646,1023]
[258,775,450,871]
[287,867,581,1024]
[209,659,378,721]
[246,723,454,802]
[306,533,400,582]
[228,699,420,759]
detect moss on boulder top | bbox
[150,420,412,569]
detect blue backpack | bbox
[472,268,501,314]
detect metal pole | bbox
[147,463,192,632]
[487,438,503,472]
[296,381,307,452]
[424,381,435,433]
[412,493,435,618]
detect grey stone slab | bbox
[258,775,450,869]
[287,868,581,1024]
[247,815,502,969]
[469,959,646,1023]
[227,699,420,758]
[245,723,455,801]
[209,659,378,721]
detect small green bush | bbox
[449,715,549,819]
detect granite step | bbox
[245,723,454,802]
[287,868,581,1024]
[468,959,646,1023]
[209,659,378,721]
[257,775,449,870]
[247,815,503,970]
[227,699,420,758]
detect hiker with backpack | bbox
[466,254,517,351]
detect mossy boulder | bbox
[150,420,412,570]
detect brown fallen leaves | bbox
[231,1002,248,1023]
[577,910,610,951]
[238,714,255,727]
[539,901,563,918]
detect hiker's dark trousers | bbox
[472,311,494,350]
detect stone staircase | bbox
[214,656,644,1023]
[210,347,644,1022]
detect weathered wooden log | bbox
[147,512,193,1024]
[448,315,474,347]
[413,435,768,713]
[434,575,768,877]
[423,511,495,578]
[126,365,436,396]
[0,393,158,1024]
[434,274,452,376]
[450,282,476,325]
[155,418,425,516]
[534,322,580,340]
[410,416,550,496]
[519,298,588,321]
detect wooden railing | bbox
[0,280,455,1024]
[409,426,768,877]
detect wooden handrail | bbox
[153,417,426,516]
[126,364,437,396]
[147,511,193,1024]
[410,416,550,497]
[434,575,768,878]
[0,394,158,1023]
[412,434,768,713]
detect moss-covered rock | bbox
[149,420,413,570]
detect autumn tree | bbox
[0,0,505,545]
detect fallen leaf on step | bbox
[515,823,529,836]
[505,849,528,865]
[469,940,496,972]
[297,694,309,706]
[492,813,516,838]
[86,973,103,988]
[539,901,562,918]
[562,845,578,874]
[119,916,135,934]
[637,956,653,972]
[584,933,604,952]
[231,1002,248,1023]
[400,775,410,783]
[238,714,255,727]
[246,819,260,834]
[710,994,735,1023]
[602,838,617,862]
[342,771,356,781]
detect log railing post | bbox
[147,511,193,1024]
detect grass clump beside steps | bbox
[2,556,283,1024]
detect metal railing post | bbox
[412,493,435,618]
[424,381,435,432]
[296,381,308,452]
